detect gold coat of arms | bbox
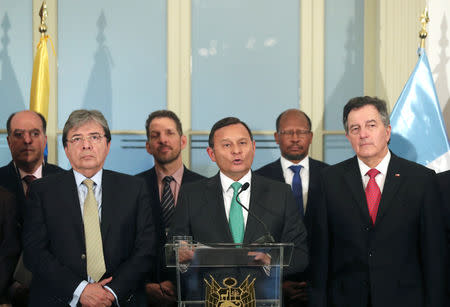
[204,275,256,307]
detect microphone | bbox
[235,182,275,243]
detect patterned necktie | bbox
[289,165,304,217]
[365,169,381,224]
[82,179,106,282]
[229,182,244,244]
[23,175,36,198]
[161,176,175,230]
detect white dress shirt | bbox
[70,169,119,307]
[220,170,252,227]
[357,151,391,193]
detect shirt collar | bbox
[357,150,391,177]
[155,164,184,184]
[220,170,252,193]
[18,163,43,180]
[73,169,103,188]
[280,155,309,172]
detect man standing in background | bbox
[137,110,204,306]
[256,109,328,306]
[0,110,64,307]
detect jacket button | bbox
[81,254,86,260]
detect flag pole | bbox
[39,1,48,37]
[419,7,429,49]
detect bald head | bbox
[6,111,47,173]
[274,109,313,163]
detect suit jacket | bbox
[255,157,328,245]
[23,169,156,307]
[136,166,205,282]
[0,161,64,224]
[311,153,446,307]
[437,170,450,298]
[0,187,20,302]
[170,172,309,277]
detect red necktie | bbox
[365,169,381,224]
[23,175,37,198]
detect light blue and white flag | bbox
[389,48,450,173]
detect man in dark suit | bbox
[0,187,20,304]
[0,110,64,222]
[137,110,204,306]
[23,110,156,307]
[311,96,446,307]
[0,110,64,306]
[170,117,308,298]
[437,170,450,300]
[256,109,328,306]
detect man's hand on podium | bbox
[247,251,271,266]
[177,240,194,264]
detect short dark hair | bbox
[62,110,111,147]
[343,96,390,134]
[145,110,183,139]
[275,109,312,132]
[6,111,47,135]
[208,117,253,148]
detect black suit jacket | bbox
[23,170,156,306]
[311,153,446,307]
[136,166,205,282]
[0,161,64,223]
[0,187,20,302]
[255,157,328,245]
[170,172,309,277]
[437,170,450,299]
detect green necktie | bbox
[83,179,106,282]
[229,182,244,244]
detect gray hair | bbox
[62,110,111,147]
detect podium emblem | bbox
[204,275,256,307]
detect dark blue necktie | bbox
[289,165,304,217]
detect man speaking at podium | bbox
[170,117,308,279]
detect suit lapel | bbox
[206,174,234,242]
[100,171,114,242]
[273,159,285,182]
[343,157,372,223]
[375,154,403,224]
[243,175,266,243]
[66,171,85,244]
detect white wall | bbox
[428,0,450,137]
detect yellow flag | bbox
[29,35,50,120]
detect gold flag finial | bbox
[39,1,48,36]
[419,7,429,48]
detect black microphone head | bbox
[241,182,250,191]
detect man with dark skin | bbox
[256,109,328,306]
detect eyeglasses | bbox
[67,134,105,145]
[278,130,311,138]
